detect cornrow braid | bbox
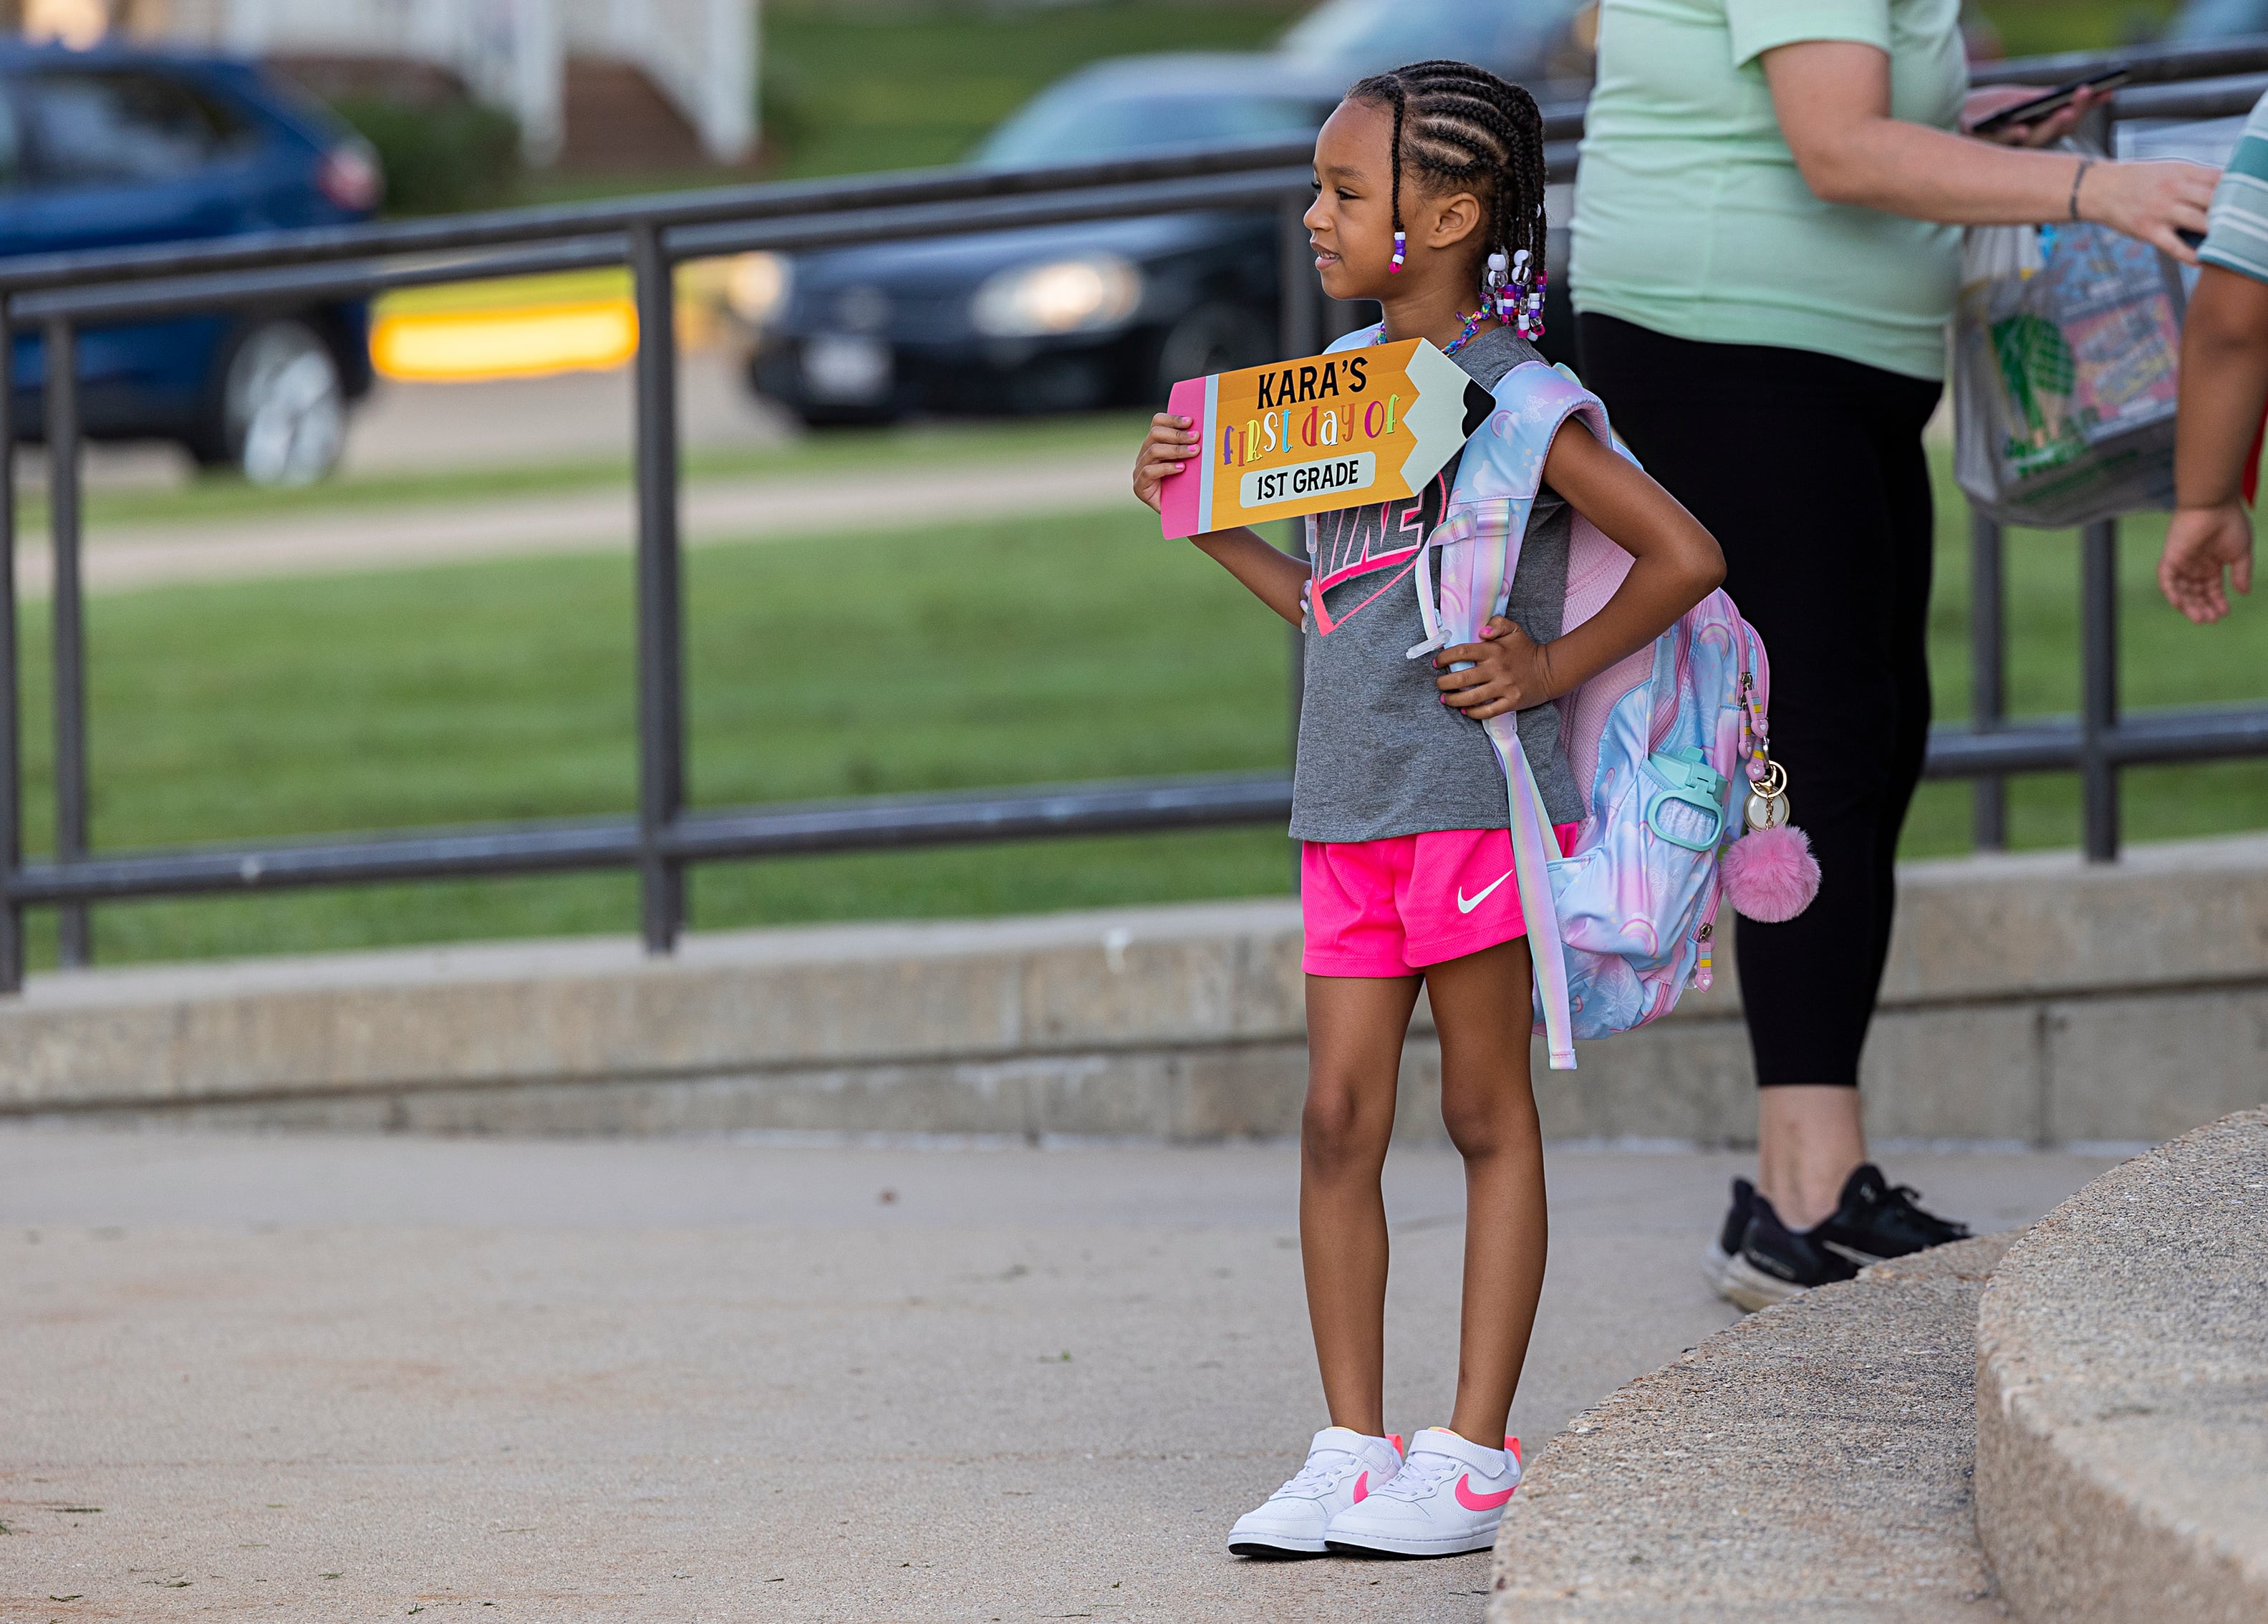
[1347,59,1549,337]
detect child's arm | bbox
[2161,264,2267,624]
[1434,420,1724,720]
[1134,412,1308,626]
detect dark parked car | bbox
[0,42,381,484]
[738,4,1596,428]
[739,54,1343,425]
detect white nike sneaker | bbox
[1323,1426,1521,1557]
[1227,1426,1405,1556]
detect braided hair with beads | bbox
[1350,59,1550,341]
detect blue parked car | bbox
[0,42,381,485]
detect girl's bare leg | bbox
[1300,972,1422,1438]
[1423,938,1549,1446]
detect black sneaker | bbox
[1718,1165,1972,1313]
[1811,1164,1971,1264]
[1719,1192,1858,1310]
[1700,1176,1755,1297]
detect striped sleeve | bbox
[2199,92,2268,285]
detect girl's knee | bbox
[1439,1081,1540,1161]
[1302,1078,1394,1174]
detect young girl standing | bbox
[1131,60,1725,1559]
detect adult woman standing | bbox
[1571,1,2217,1310]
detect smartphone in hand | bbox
[1969,67,2131,136]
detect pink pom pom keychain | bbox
[1722,754,1820,923]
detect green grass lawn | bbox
[12,445,2268,972]
[1903,453,2268,857]
[16,501,1293,970]
[1974,0,2182,59]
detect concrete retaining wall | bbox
[6,833,2267,1141]
[1974,1108,2268,1624]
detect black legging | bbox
[1578,314,1942,1088]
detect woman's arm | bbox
[1435,422,1724,720]
[1133,410,1308,624]
[1762,41,2216,261]
[2161,264,2268,622]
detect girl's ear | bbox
[1426,190,1484,250]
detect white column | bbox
[507,0,564,166]
[699,0,754,163]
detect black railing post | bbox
[2080,518,2120,861]
[1970,511,2008,850]
[0,308,20,991]
[630,221,687,953]
[1278,193,1317,359]
[44,317,87,965]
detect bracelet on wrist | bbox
[2069,157,2093,223]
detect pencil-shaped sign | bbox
[1158,337,1495,540]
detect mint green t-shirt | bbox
[1570,0,1967,381]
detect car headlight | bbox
[725,251,793,326]
[971,255,1144,339]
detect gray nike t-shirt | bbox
[1288,326,1583,844]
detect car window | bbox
[20,69,251,186]
[978,90,1319,168]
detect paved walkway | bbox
[14,450,1132,597]
[0,1133,2111,1623]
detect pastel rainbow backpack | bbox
[1386,348,1815,1071]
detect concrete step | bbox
[4,834,2265,1142]
[1487,1236,2015,1622]
[1488,1110,2268,1620]
[1975,1108,2268,1624]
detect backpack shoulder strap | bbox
[1450,360,1623,506]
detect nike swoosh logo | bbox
[1456,870,1515,914]
[1454,1474,1515,1512]
[1351,1470,1369,1504]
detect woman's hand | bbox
[2159,503,2254,623]
[1436,618,1555,720]
[1133,412,1199,514]
[1960,83,2101,150]
[2078,158,2219,264]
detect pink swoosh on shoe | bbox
[1454,1475,1515,1512]
[1351,1470,1369,1504]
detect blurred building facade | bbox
[11,0,757,168]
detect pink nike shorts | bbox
[1301,823,1581,977]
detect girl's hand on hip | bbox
[1436,617,1554,720]
[2080,158,2219,264]
[1133,412,1199,515]
[2159,502,2254,623]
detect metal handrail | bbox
[0,34,2264,986]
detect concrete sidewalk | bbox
[11,448,1132,598]
[1,1133,2110,1623]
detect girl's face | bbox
[1303,97,1484,306]
[1303,98,1398,302]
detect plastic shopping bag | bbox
[1953,218,2186,528]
